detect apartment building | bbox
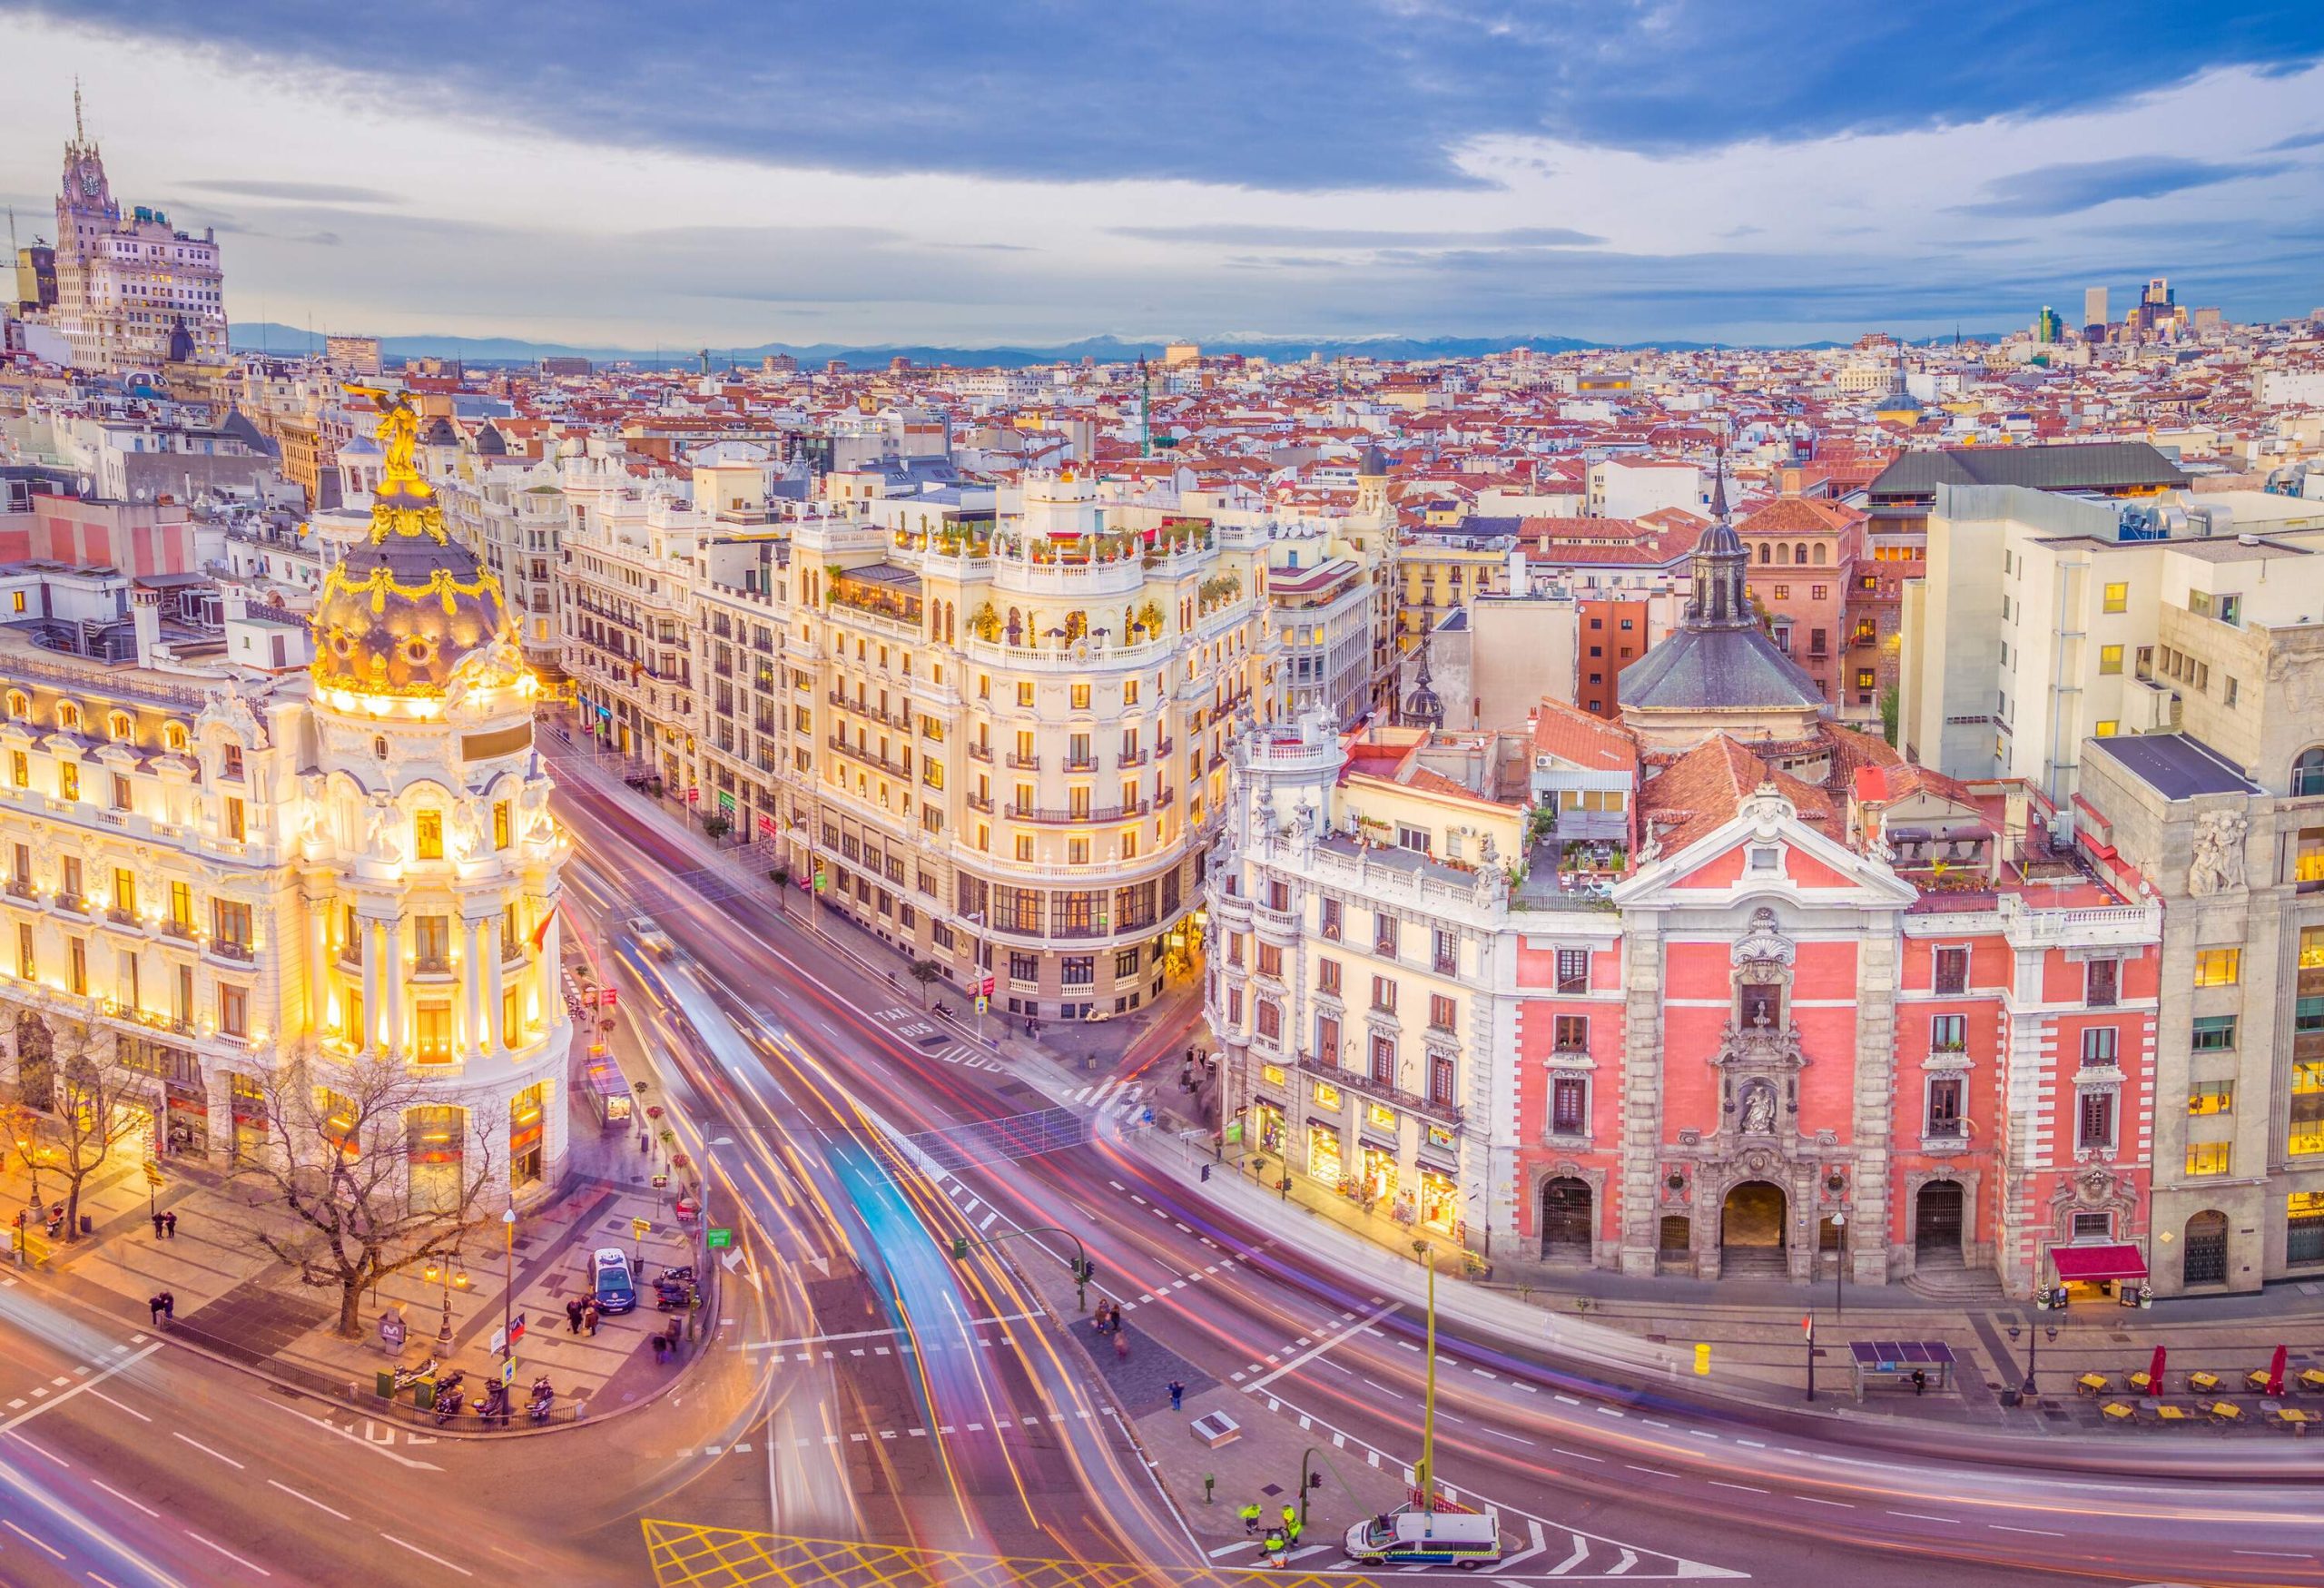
[558,445,704,783]
[711,469,1262,1014]
[441,444,566,673]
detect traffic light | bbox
[1074,1257,1098,1284]
[950,1237,969,1260]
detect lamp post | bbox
[2008,1320,2057,1399]
[1829,1210,1846,1320]
[501,1207,517,1368]
[432,1249,468,1354]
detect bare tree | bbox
[0,1099,50,1209]
[233,1056,501,1337]
[49,1025,153,1242]
[908,957,944,1008]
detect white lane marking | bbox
[1208,1541,1259,1558]
[1708,1482,1767,1494]
[5,1432,68,1467]
[1549,1533,1588,1575]
[4,1520,66,1560]
[171,1432,245,1469]
[2232,1551,2313,1560]
[1492,1520,1549,1574]
[980,1211,998,1230]
[1553,1394,1581,1406]
[1886,1511,1958,1524]
[92,1479,159,1517]
[269,1479,350,1521]
[184,1532,269,1575]
[381,1534,474,1575]
[259,1400,441,1471]
[86,1390,149,1423]
[1244,1302,1399,1393]
[0,1343,162,1434]
[1988,1524,2064,1538]
[1624,1465,1676,1478]
[1550,1447,1604,1463]
[1797,1497,1855,1508]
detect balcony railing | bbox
[207,938,255,964]
[1294,1050,1463,1129]
[1005,753,1042,770]
[1006,800,1148,825]
[1062,755,1098,772]
[966,792,993,814]
[967,743,993,763]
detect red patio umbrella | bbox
[2147,1345,2166,1392]
[2269,1343,2288,1397]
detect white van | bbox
[1344,1504,1502,1568]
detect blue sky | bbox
[2,2,2319,346]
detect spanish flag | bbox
[530,895,560,952]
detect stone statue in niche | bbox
[1739,1080,1777,1136]
[2187,808,2247,896]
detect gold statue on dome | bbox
[340,382,446,543]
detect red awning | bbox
[2052,1242,2148,1283]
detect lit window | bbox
[2185,1141,2230,1177]
[2102,582,2127,613]
[414,809,443,860]
[2193,948,2240,987]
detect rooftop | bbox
[2085,732,2261,801]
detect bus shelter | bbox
[1848,1340,1956,1400]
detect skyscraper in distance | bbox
[2083,285,2109,332]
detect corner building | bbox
[0,391,573,1206]
[763,470,1259,1012]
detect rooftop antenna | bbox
[73,77,84,148]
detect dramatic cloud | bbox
[178,178,401,202]
[9,0,2321,191]
[1955,156,2289,217]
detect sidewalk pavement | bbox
[3,1085,707,1428]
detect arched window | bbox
[1810,542,1827,566]
[2294,747,2324,797]
[1757,543,1771,565]
[106,711,133,741]
[163,722,188,752]
[4,691,26,719]
[1775,543,1790,565]
[1794,542,1809,566]
[55,702,81,731]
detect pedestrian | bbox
[652,1332,669,1365]
[584,1301,600,1336]
[1168,1379,1185,1411]
[1113,1330,1129,1363]
[152,1212,164,1239]
[566,1298,584,1334]
[1236,1501,1263,1534]
[1262,1528,1287,1568]
[160,1291,175,1322]
[1282,1503,1297,1534]
[1912,1368,1927,1396]
[148,1294,164,1326]
[163,1211,177,1239]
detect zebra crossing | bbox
[867,1006,1004,1071]
[1064,1075,1151,1127]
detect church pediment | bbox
[1615,783,1918,910]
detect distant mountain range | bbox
[229,323,1993,370]
[229,325,1607,370]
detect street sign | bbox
[675,1197,701,1223]
[602,987,619,1009]
[684,786,700,804]
[652,1173,669,1189]
[1223,1119,1244,1144]
[379,1310,407,1350]
[500,1357,516,1386]
[706,1227,734,1250]
[975,995,989,1014]
[631,1217,652,1240]
[141,1160,164,1188]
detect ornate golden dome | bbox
[310,386,517,699]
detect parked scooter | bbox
[471,1380,510,1426]
[528,1376,556,1423]
[432,1369,467,1426]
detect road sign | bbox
[684,786,700,804]
[501,1357,517,1386]
[652,1173,669,1189]
[632,1217,652,1240]
[706,1227,734,1250]
[675,1197,701,1223]
[602,986,619,1009]
[1223,1119,1244,1144]
[141,1160,164,1188]
[975,995,989,1014]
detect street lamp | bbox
[2007,1320,2058,1399]
[431,1250,468,1354]
[501,1207,517,1369]
[1829,1211,1846,1319]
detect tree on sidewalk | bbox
[231,1055,502,1337]
[767,863,790,916]
[46,1025,153,1242]
[1,1099,53,1208]
[908,957,944,1008]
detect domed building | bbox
[0,384,572,1211]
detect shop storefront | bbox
[163,1080,208,1159]
[509,1083,547,1187]
[2050,1240,2151,1307]
[229,1073,268,1160]
[1253,1098,1285,1155]
[1420,1168,1460,1236]
[408,1106,467,1213]
[1359,1140,1399,1204]
[1306,1119,1344,1187]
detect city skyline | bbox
[1,3,2320,349]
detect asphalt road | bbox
[2,752,2315,1586]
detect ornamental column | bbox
[362,915,385,1053]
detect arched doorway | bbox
[1658,1215,1692,1276]
[1720,1181,1787,1277]
[2182,1210,2229,1287]
[1915,1181,1965,1268]
[1539,1178,1592,1264]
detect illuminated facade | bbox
[715,470,1262,1013]
[0,387,572,1204]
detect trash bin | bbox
[375,1370,395,1399]
[415,1378,438,1411]
[77,1214,93,1236]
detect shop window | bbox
[2290,1192,2324,1265]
